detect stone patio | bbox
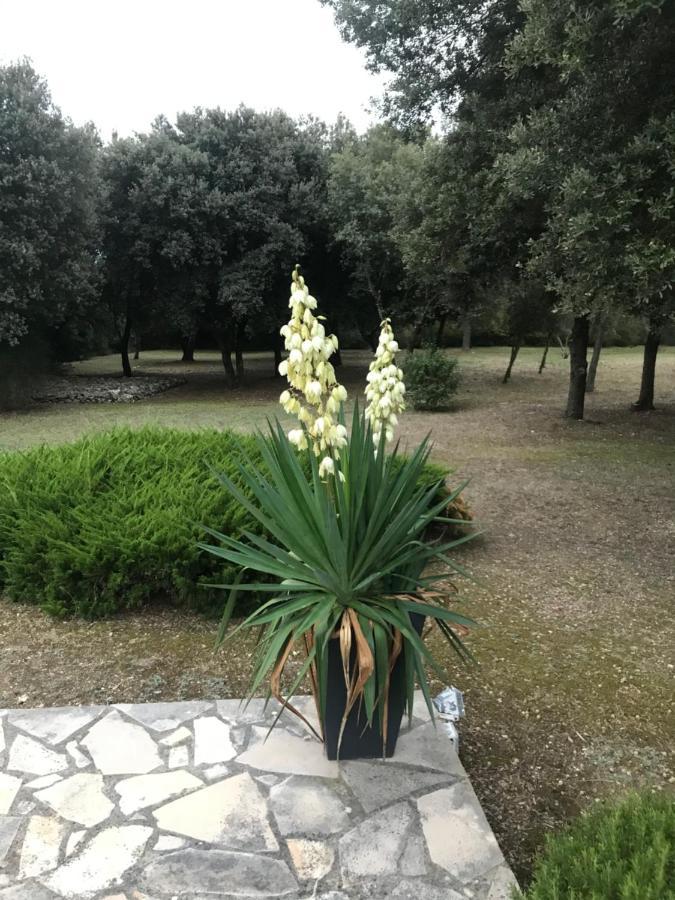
[0,693,517,899]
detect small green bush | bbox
[403,347,461,411]
[518,792,674,900]
[0,427,464,618]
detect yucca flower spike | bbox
[278,266,348,476]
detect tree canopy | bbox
[0,61,99,357]
[2,16,673,417]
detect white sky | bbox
[0,0,387,139]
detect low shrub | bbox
[0,427,468,618]
[403,347,461,411]
[518,792,674,900]
[0,428,268,617]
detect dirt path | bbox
[1,346,673,882]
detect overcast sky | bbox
[1,0,387,139]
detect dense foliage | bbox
[0,427,458,618]
[518,792,674,900]
[323,0,675,417]
[403,347,461,411]
[0,61,100,406]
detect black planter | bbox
[322,613,425,760]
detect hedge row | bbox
[0,427,460,618]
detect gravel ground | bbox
[1,345,673,883]
[32,372,186,403]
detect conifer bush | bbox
[403,346,461,411]
[518,792,674,900]
[0,427,463,618]
[0,428,267,617]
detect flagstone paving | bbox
[0,694,518,899]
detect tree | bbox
[505,0,675,417]
[323,0,562,364]
[99,129,213,376]
[321,0,525,127]
[327,125,408,342]
[624,114,675,410]
[0,60,99,367]
[175,107,324,382]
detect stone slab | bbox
[7,736,67,777]
[153,772,278,851]
[0,885,58,900]
[35,774,113,828]
[287,838,334,881]
[7,708,101,747]
[141,848,298,897]
[238,726,338,778]
[394,722,467,776]
[339,801,412,885]
[158,726,191,747]
[486,864,520,900]
[341,760,449,812]
[18,815,68,879]
[0,818,21,865]
[167,745,189,769]
[42,825,152,898]
[390,880,466,900]
[270,776,351,836]
[0,776,22,816]
[81,712,161,775]
[417,781,505,884]
[193,716,236,765]
[115,701,212,733]
[115,770,202,816]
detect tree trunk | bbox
[436,315,447,347]
[180,335,195,362]
[235,347,244,383]
[233,325,244,383]
[220,348,235,385]
[133,332,141,361]
[502,343,520,383]
[586,316,606,393]
[564,315,590,419]
[538,339,550,374]
[461,316,471,351]
[120,317,133,377]
[410,320,425,351]
[216,331,236,385]
[633,328,660,411]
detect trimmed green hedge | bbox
[0,427,459,618]
[518,792,674,900]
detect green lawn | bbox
[1,344,673,882]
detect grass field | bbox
[1,345,673,882]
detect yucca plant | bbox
[201,404,475,757]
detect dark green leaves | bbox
[205,406,477,738]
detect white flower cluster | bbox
[365,319,406,446]
[278,266,348,478]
